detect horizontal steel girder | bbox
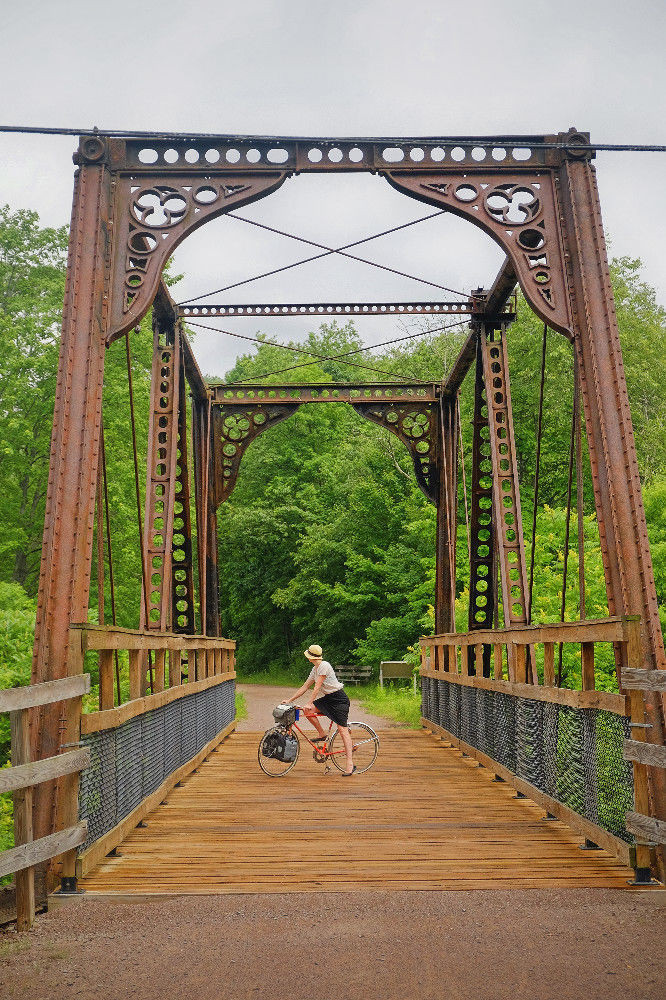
[109,134,581,175]
[178,301,515,319]
[210,382,441,405]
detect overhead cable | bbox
[178,210,466,304]
[0,124,665,151]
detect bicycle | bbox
[258,704,380,777]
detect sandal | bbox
[311,736,328,743]
[341,766,357,777]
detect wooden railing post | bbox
[59,630,86,893]
[624,618,653,883]
[11,707,35,930]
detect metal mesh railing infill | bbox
[79,678,235,849]
[421,676,633,843]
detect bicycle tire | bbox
[258,726,300,776]
[329,722,379,774]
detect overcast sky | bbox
[1,0,664,377]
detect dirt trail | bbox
[235,682,406,732]
[2,890,664,1000]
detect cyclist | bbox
[285,644,356,776]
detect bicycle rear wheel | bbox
[258,726,300,776]
[329,722,379,774]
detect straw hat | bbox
[304,644,323,660]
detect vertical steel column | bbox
[558,152,666,846]
[467,334,497,675]
[171,344,196,635]
[479,323,531,680]
[435,396,458,637]
[193,397,220,637]
[31,139,112,844]
[140,321,182,638]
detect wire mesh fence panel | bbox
[420,677,634,844]
[79,678,235,849]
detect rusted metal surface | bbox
[479,325,530,641]
[171,346,196,635]
[211,383,441,506]
[140,322,181,632]
[211,382,440,403]
[556,152,666,868]
[177,300,515,319]
[434,397,457,633]
[31,147,112,850]
[468,338,497,675]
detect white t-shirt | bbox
[308,660,343,696]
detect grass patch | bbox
[353,682,422,729]
[235,689,248,721]
[236,667,301,687]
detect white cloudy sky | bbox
[1,0,664,377]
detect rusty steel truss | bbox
[30,129,666,858]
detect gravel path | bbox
[2,889,664,999]
[235,683,407,732]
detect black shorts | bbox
[313,689,350,728]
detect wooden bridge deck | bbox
[80,729,633,894]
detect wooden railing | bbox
[420,616,635,715]
[622,667,666,883]
[72,623,236,713]
[71,625,237,876]
[419,616,651,869]
[0,674,91,930]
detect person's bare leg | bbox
[338,725,354,773]
[303,704,326,738]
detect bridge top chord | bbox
[102,132,590,175]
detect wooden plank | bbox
[154,649,166,693]
[169,650,182,688]
[514,644,527,684]
[0,673,90,713]
[81,672,236,734]
[419,669,626,714]
[543,642,555,686]
[422,719,631,866]
[623,740,666,769]
[0,748,90,794]
[79,729,632,895]
[77,720,236,875]
[625,811,666,846]
[98,650,114,710]
[10,709,34,930]
[622,668,666,692]
[0,823,87,880]
[128,650,141,701]
[75,623,236,652]
[581,642,595,691]
[420,617,626,648]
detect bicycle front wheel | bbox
[258,726,300,776]
[329,722,379,774]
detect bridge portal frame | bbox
[30,130,666,862]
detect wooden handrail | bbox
[70,624,236,713]
[419,616,638,698]
[0,673,90,931]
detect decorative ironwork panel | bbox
[141,325,181,630]
[352,400,440,504]
[213,403,301,504]
[480,326,530,634]
[171,344,196,634]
